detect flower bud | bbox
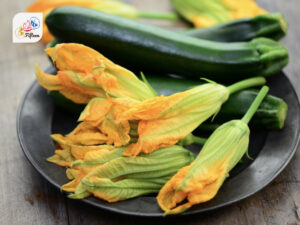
[35,44,156,103]
[121,83,230,156]
[157,120,250,214]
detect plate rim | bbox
[17,73,300,218]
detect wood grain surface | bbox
[0,0,299,224]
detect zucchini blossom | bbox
[35,43,156,103]
[62,145,195,202]
[171,0,266,28]
[27,0,177,43]
[119,77,266,156]
[157,86,269,215]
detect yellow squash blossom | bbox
[27,0,177,43]
[35,43,156,104]
[171,0,266,28]
[48,97,139,157]
[47,133,121,192]
[121,83,229,156]
[157,86,269,215]
[117,76,266,156]
[66,146,194,202]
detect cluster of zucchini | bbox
[45,6,289,131]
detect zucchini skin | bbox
[49,72,287,130]
[183,13,288,42]
[46,6,289,81]
[215,89,287,130]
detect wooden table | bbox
[1,0,299,224]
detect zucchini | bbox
[213,89,287,130]
[46,6,289,81]
[182,13,288,42]
[48,69,287,130]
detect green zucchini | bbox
[182,13,288,42]
[48,70,287,130]
[213,89,287,130]
[46,6,289,81]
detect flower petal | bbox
[70,145,114,160]
[82,178,163,202]
[119,92,189,121]
[79,97,139,146]
[51,122,108,146]
[57,70,106,99]
[94,65,156,100]
[79,97,113,126]
[58,89,94,104]
[47,149,74,167]
[100,110,131,146]
[48,43,111,73]
[35,64,62,90]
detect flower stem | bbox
[191,135,207,145]
[227,77,266,95]
[179,133,206,146]
[138,12,178,20]
[242,86,269,124]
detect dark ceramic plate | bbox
[17,68,300,217]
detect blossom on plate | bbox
[171,0,266,28]
[119,83,230,156]
[157,120,250,214]
[35,43,156,104]
[67,146,194,202]
[157,86,269,215]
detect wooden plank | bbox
[0,52,69,225]
[0,0,69,224]
[0,44,69,225]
